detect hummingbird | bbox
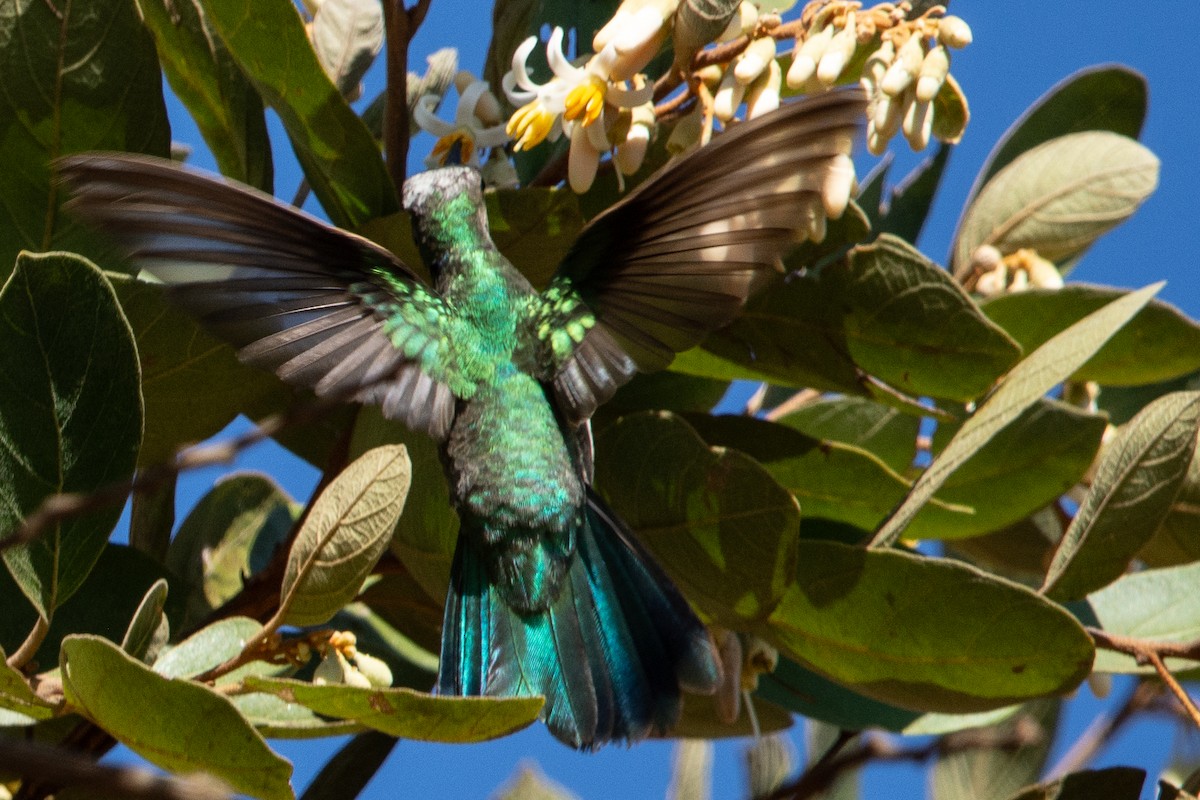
[59,88,865,749]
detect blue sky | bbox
[142,2,1200,798]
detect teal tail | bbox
[438,491,721,749]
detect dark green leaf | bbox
[0,544,180,672]
[1004,766,1145,800]
[871,283,1161,547]
[121,579,170,664]
[1101,370,1200,426]
[200,0,399,228]
[686,413,972,540]
[953,132,1158,272]
[62,635,293,800]
[129,473,175,562]
[948,507,1063,585]
[877,144,952,245]
[244,676,543,742]
[1086,561,1200,674]
[765,541,1094,712]
[594,412,800,626]
[857,155,892,231]
[0,0,169,277]
[1044,392,1200,601]
[281,446,412,626]
[916,400,1106,540]
[486,188,585,290]
[109,274,289,464]
[0,253,142,618]
[166,473,296,630]
[965,66,1147,211]
[1140,443,1200,568]
[134,0,273,190]
[779,396,920,475]
[985,286,1200,387]
[840,235,1020,401]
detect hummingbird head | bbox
[402,166,493,281]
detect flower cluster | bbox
[968,245,1065,297]
[503,18,660,192]
[412,71,509,170]
[312,631,394,689]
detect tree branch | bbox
[382,0,433,191]
[1089,627,1200,729]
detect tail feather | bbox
[438,491,720,749]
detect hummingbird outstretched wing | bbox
[58,154,464,439]
[535,88,867,423]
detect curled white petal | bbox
[412,95,455,137]
[607,79,654,108]
[547,27,585,81]
[509,36,541,94]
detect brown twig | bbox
[765,724,1042,800]
[1088,627,1200,731]
[382,0,433,191]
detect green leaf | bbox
[838,235,1020,401]
[953,132,1158,272]
[931,699,1059,800]
[0,0,169,277]
[594,412,800,626]
[877,144,952,245]
[1004,767,1145,800]
[350,408,459,604]
[765,541,1093,712]
[686,413,972,540]
[984,286,1200,387]
[871,282,1162,548]
[166,473,296,629]
[0,253,142,618]
[931,73,969,144]
[121,579,170,664]
[486,188,585,291]
[154,617,265,679]
[108,274,288,465]
[62,635,293,800]
[1044,392,1200,601]
[244,676,543,742]
[133,0,273,190]
[948,507,1063,584]
[200,0,399,228]
[281,445,412,626]
[780,396,920,474]
[1085,561,1200,674]
[913,400,1106,540]
[965,66,1147,211]
[0,649,56,721]
[1101,370,1200,427]
[0,544,180,671]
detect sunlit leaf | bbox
[1044,392,1200,601]
[245,676,543,742]
[281,446,411,626]
[134,0,272,190]
[765,541,1094,712]
[0,0,169,276]
[121,579,170,664]
[594,412,800,625]
[310,0,384,98]
[954,132,1158,272]
[1140,445,1200,568]
[200,0,399,227]
[1085,561,1200,674]
[984,286,1200,387]
[62,635,294,800]
[0,253,142,619]
[871,282,1161,547]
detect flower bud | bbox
[881,34,924,97]
[352,652,394,688]
[937,15,973,49]
[745,59,782,119]
[903,97,933,150]
[975,263,1008,297]
[1025,253,1064,289]
[817,14,858,86]
[860,39,894,95]
[734,35,777,85]
[968,244,1002,276]
[717,1,758,42]
[786,25,833,89]
[1008,267,1029,292]
[713,67,745,121]
[915,45,949,103]
[873,92,903,139]
[314,650,351,685]
[821,153,855,218]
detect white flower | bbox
[413,78,509,168]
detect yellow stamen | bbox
[506,100,555,151]
[430,131,475,165]
[564,76,607,127]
